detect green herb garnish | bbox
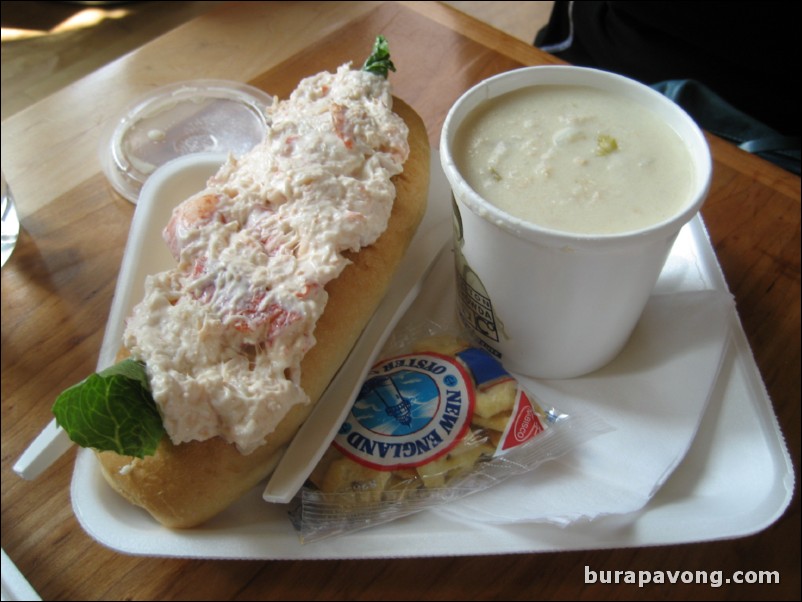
[362,35,396,78]
[595,134,619,156]
[52,358,165,458]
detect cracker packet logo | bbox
[497,389,546,455]
[334,353,475,471]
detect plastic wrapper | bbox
[291,323,612,543]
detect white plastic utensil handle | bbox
[13,418,73,481]
[263,225,449,503]
[1,548,42,601]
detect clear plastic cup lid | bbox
[100,80,272,203]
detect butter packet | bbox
[292,328,612,543]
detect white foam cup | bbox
[440,66,712,379]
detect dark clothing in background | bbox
[535,2,800,149]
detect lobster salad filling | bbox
[124,64,409,454]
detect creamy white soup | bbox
[454,85,694,235]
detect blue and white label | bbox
[334,352,475,471]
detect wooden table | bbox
[2,2,799,600]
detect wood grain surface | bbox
[1,2,799,600]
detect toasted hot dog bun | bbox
[95,97,430,528]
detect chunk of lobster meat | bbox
[163,191,223,260]
[330,101,409,167]
[229,293,303,342]
[331,103,355,150]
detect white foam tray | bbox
[70,152,794,558]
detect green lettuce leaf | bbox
[52,358,164,458]
[361,35,396,78]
